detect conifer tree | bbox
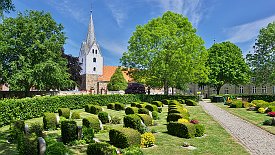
[107,68,128,91]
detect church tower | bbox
[79,9,103,91]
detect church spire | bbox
[86,4,96,48]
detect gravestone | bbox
[38,137,46,155]
[77,126,82,140]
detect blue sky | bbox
[7,0,275,66]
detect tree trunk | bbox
[164,80,169,95]
[216,85,222,95]
[172,87,174,95]
[147,87,151,95]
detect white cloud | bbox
[100,40,127,56]
[224,15,275,43]
[106,1,127,27]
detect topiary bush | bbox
[229,100,243,108]
[109,128,141,149]
[136,104,146,108]
[45,141,73,155]
[267,106,275,113]
[98,112,110,124]
[17,133,38,155]
[138,108,149,115]
[111,116,121,124]
[145,104,158,112]
[151,111,159,120]
[194,124,205,137]
[58,108,71,119]
[177,99,185,104]
[87,142,117,155]
[115,103,125,111]
[185,99,198,106]
[263,119,272,126]
[138,114,153,126]
[131,102,139,107]
[161,99,170,105]
[90,105,103,114]
[85,104,98,113]
[29,122,43,137]
[151,101,163,107]
[167,122,196,138]
[252,100,270,110]
[71,111,81,119]
[82,116,101,132]
[121,146,144,155]
[123,114,145,133]
[61,120,77,144]
[140,132,155,147]
[82,127,94,143]
[167,113,189,122]
[169,100,181,106]
[125,107,139,115]
[107,103,116,110]
[268,112,275,117]
[43,113,57,130]
[258,107,266,114]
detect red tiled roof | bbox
[98,66,132,82]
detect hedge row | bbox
[222,94,275,102]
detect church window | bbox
[252,86,256,94]
[93,67,96,71]
[95,50,98,54]
[239,86,244,94]
[93,58,96,62]
[92,49,94,54]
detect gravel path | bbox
[200,101,275,155]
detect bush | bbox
[61,120,77,144]
[136,104,146,108]
[167,122,196,138]
[267,106,275,113]
[138,114,153,126]
[121,146,144,155]
[138,108,149,115]
[131,102,139,107]
[194,124,205,137]
[152,111,159,120]
[141,132,155,147]
[229,100,243,108]
[263,119,272,125]
[111,116,121,124]
[151,101,163,107]
[85,104,97,113]
[145,104,158,112]
[83,127,94,143]
[29,122,43,137]
[45,141,73,155]
[87,142,117,155]
[177,99,185,104]
[242,101,250,108]
[98,112,110,124]
[107,103,115,110]
[268,112,275,117]
[167,113,189,122]
[161,99,170,105]
[178,118,189,123]
[123,114,145,133]
[157,107,162,113]
[71,111,81,119]
[82,116,101,132]
[9,120,25,143]
[169,100,181,105]
[43,113,57,130]
[125,107,139,115]
[115,103,125,111]
[258,107,266,114]
[109,128,141,149]
[168,108,188,115]
[58,108,70,119]
[252,100,269,110]
[185,99,198,106]
[90,105,103,114]
[17,133,38,155]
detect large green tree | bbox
[0,0,14,17]
[0,10,72,91]
[207,41,251,95]
[121,11,208,95]
[246,22,275,85]
[107,67,128,91]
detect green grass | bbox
[0,104,249,155]
[215,103,275,135]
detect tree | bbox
[246,22,275,85]
[107,67,128,91]
[0,10,72,91]
[120,11,208,94]
[207,41,251,95]
[0,0,15,17]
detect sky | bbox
[6,0,275,66]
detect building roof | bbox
[98,66,132,82]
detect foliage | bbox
[263,119,272,126]
[29,122,43,137]
[141,132,155,147]
[61,120,77,144]
[107,103,116,110]
[107,67,128,91]
[43,113,57,130]
[0,10,72,91]
[253,100,270,110]
[111,116,121,124]
[145,104,158,112]
[89,105,103,114]
[138,108,149,115]
[109,128,141,149]
[194,124,205,137]
[169,100,181,106]
[151,111,159,120]
[138,114,153,126]
[267,112,275,117]
[207,41,251,94]
[178,118,189,123]
[114,103,125,111]
[121,11,208,94]
[125,107,139,115]
[58,108,70,119]
[87,142,117,155]
[177,99,185,104]
[258,108,266,114]
[71,111,80,119]
[9,120,25,143]
[82,116,101,132]
[167,122,196,138]
[45,141,73,155]
[167,113,189,122]
[151,101,163,107]
[82,127,94,144]
[0,0,15,17]
[121,146,144,155]
[162,99,171,105]
[98,112,110,124]
[125,83,146,94]
[130,102,139,107]
[246,22,275,85]
[17,133,38,155]
[123,114,145,133]
[229,100,243,108]
[185,99,198,106]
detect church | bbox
[78,10,131,94]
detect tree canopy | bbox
[246,22,275,85]
[0,10,72,91]
[0,0,14,17]
[120,11,208,94]
[207,41,251,94]
[107,67,128,91]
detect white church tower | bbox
[79,8,103,91]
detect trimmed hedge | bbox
[61,120,77,144]
[82,116,101,132]
[125,107,139,115]
[109,128,141,149]
[136,104,147,108]
[85,105,102,114]
[107,103,115,110]
[167,122,196,138]
[71,111,81,119]
[17,133,38,155]
[98,112,110,124]
[195,124,205,137]
[185,99,198,106]
[151,101,163,107]
[131,102,139,107]
[138,108,150,115]
[177,99,185,104]
[138,114,153,126]
[152,111,159,120]
[145,104,158,112]
[229,100,243,108]
[123,114,145,133]
[167,113,189,122]
[0,94,195,127]
[58,108,70,119]
[87,142,117,155]
[43,113,57,130]
[115,103,125,111]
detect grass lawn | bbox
[0,104,249,155]
[215,103,275,135]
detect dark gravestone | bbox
[77,126,82,140]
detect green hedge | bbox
[145,104,158,112]
[115,103,125,111]
[87,142,117,155]
[167,122,196,138]
[98,112,110,124]
[82,116,101,132]
[123,114,145,133]
[125,107,139,115]
[229,100,243,108]
[61,120,78,144]
[109,128,141,149]
[58,108,70,119]
[222,94,275,102]
[167,113,189,122]
[43,113,57,130]
[0,94,195,127]
[138,114,153,126]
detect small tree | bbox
[107,68,128,91]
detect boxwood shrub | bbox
[161,99,170,105]
[151,101,163,107]
[43,113,57,130]
[61,120,77,144]
[167,113,189,122]
[138,108,150,115]
[71,111,81,119]
[177,99,185,104]
[169,100,181,105]
[98,112,110,124]
[17,133,38,155]
[87,142,117,155]
[115,103,125,111]
[145,104,158,112]
[138,114,153,126]
[82,116,101,132]
[167,122,196,138]
[136,104,146,108]
[109,128,141,149]
[125,107,139,115]
[107,103,115,110]
[229,100,243,108]
[58,108,70,119]
[131,102,139,107]
[123,114,145,133]
[89,105,103,114]
[152,111,159,120]
[185,99,198,106]
[194,124,205,137]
